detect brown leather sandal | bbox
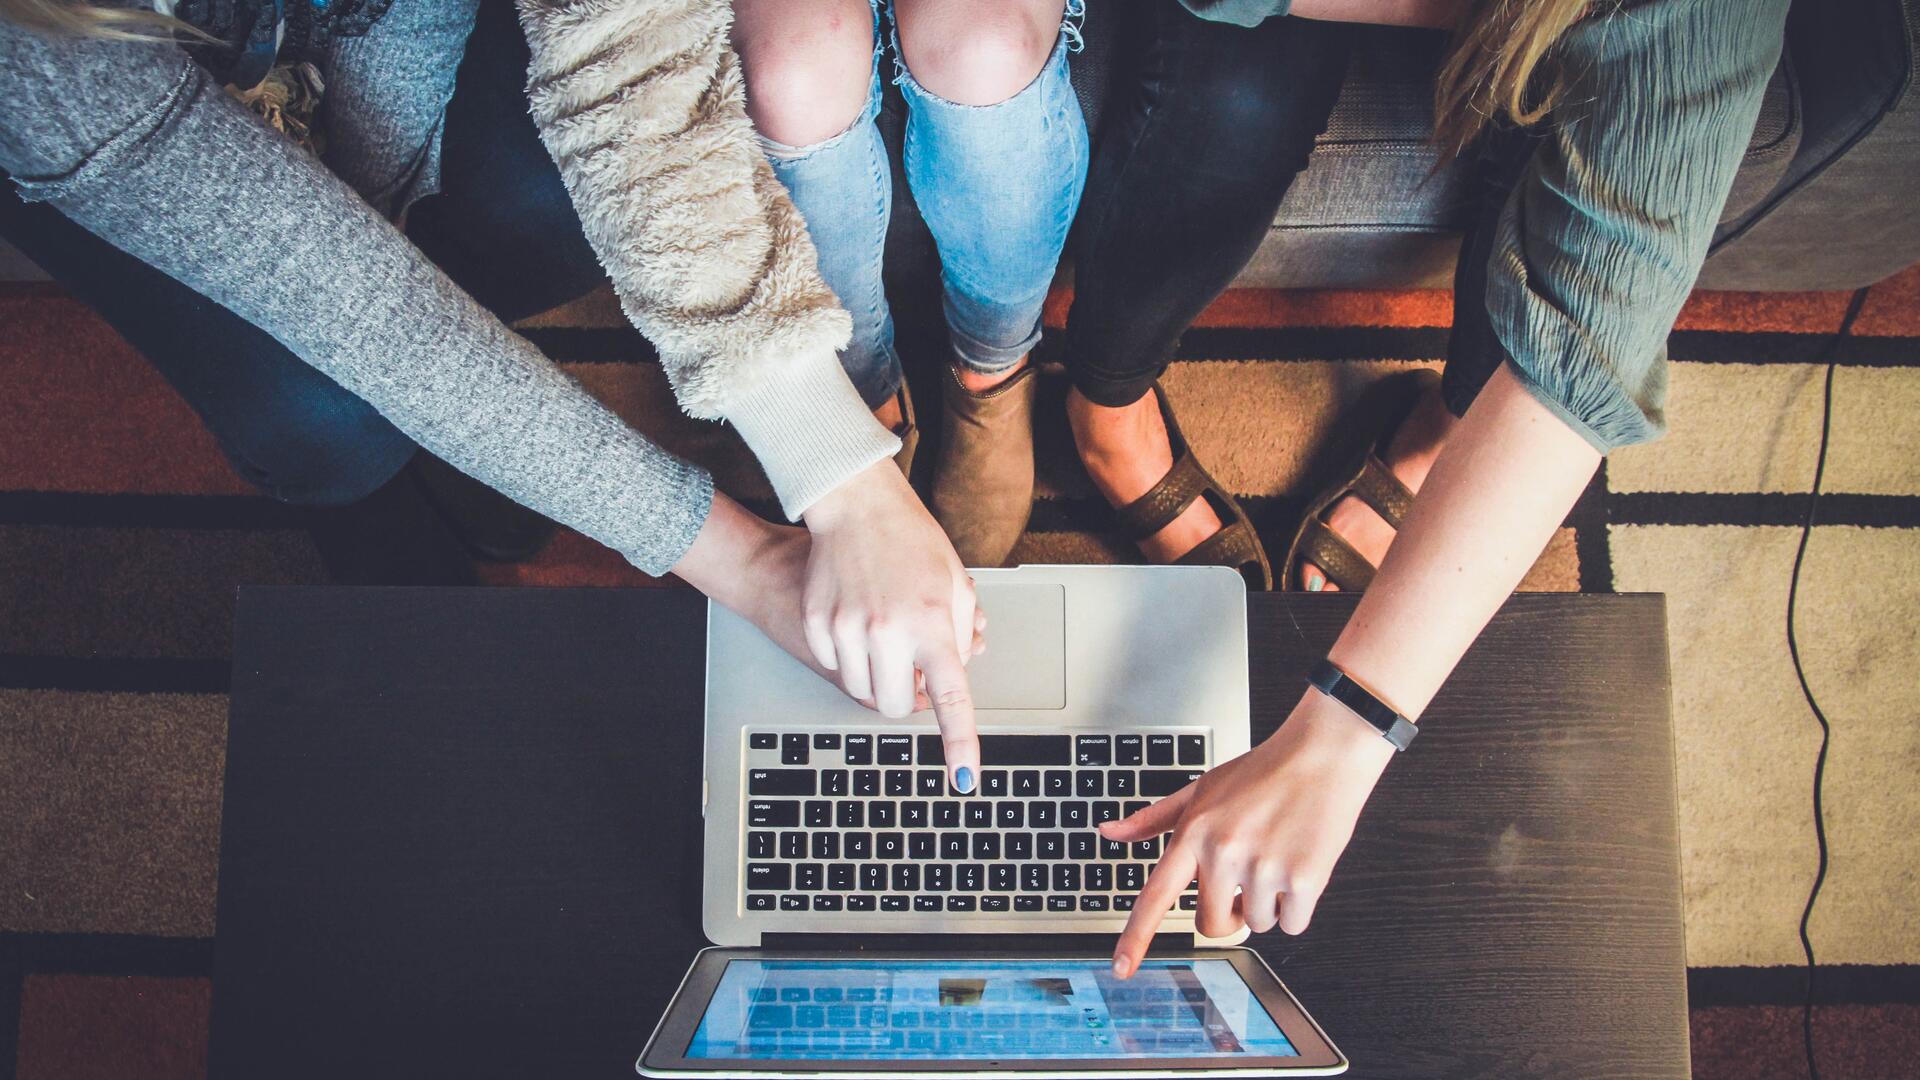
[1111,383,1274,591]
[1283,368,1438,592]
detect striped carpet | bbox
[3,266,1917,1078]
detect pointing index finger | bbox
[1113,841,1197,979]
[916,645,979,794]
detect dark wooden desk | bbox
[212,587,1684,1079]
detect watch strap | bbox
[1308,659,1419,751]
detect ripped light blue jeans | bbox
[762,0,1090,408]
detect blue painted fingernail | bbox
[1306,574,1324,592]
[955,766,976,794]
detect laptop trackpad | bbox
[968,584,1066,710]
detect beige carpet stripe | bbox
[0,691,225,937]
[1611,524,1920,967]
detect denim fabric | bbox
[764,0,1089,404]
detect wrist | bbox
[670,493,783,608]
[802,460,906,534]
[1282,688,1399,777]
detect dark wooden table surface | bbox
[212,586,1684,1079]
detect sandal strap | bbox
[1113,450,1212,543]
[1176,520,1273,589]
[1297,518,1376,592]
[1350,454,1415,530]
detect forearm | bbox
[1326,363,1601,722]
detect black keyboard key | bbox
[1080,895,1110,912]
[1178,735,1207,766]
[748,801,800,827]
[796,864,823,890]
[972,834,1000,860]
[1115,896,1135,911]
[1075,735,1111,766]
[979,735,1072,765]
[947,896,977,911]
[1030,802,1057,829]
[836,801,864,829]
[910,833,935,859]
[854,770,881,797]
[781,895,808,911]
[781,734,810,765]
[1132,838,1160,859]
[1015,895,1043,911]
[747,893,776,911]
[829,863,855,890]
[965,802,992,829]
[845,832,873,859]
[982,896,1010,912]
[1107,772,1136,798]
[1180,895,1199,910]
[870,801,897,828]
[1061,802,1089,829]
[1093,801,1121,825]
[748,831,774,859]
[1047,896,1075,912]
[1147,734,1176,765]
[877,735,913,765]
[1076,771,1104,797]
[1044,770,1072,797]
[957,864,984,892]
[1005,832,1034,859]
[1052,864,1081,891]
[941,833,969,860]
[902,801,930,828]
[813,895,843,911]
[916,734,945,765]
[805,801,832,828]
[847,896,876,911]
[814,733,841,750]
[1125,800,1151,817]
[747,863,791,890]
[926,865,952,891]
[990,864,1016,892]
[980,770,1009,798]
[885,770,913,797]
[1116,734,1144,766]
[749,732,777,750]
[1037,833,1065,860]
[1069,833,1096,860]
[811,832,838,860]
[1012,770,1041,797]
[933,801,961,829]
[1087,864,1112,891]
[844,735,874,765]
[882,895,909,911]
[996,802,1024,828]
[1021,865,1048,892]
[916,770,945,797]
[1101,837,1129,860]
[915,896,942,912]
[1118,864,1145,891]
[860,864,886,891]
[891,864,920,891]
[876,832,905,859]
[1140,770,1204,797]
[822,770,850,796]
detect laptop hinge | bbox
[760,932,1202,955]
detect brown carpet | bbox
[3,267,1917,1076]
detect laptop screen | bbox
[684,959,1300,1061]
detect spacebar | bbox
[919,734,1072,765]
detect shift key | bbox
[748,770,817,796]
[747,800,801,827]
[1139,770,1205,797]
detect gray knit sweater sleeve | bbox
[0,24,712,575]
[1485,0,1790,451]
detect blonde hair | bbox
[1434,0,1599,161]
[0,0,200,42]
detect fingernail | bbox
[954,766,975,794]
[1112,955,1131,978]
[1306,574,1324,592]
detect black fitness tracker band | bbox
[1308,659,1419,752]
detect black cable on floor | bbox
[1789,285,1870,1080]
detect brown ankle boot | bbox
[931,363,1038,568]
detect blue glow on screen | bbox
[686,959,1299,1061]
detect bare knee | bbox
[733,0,875,147]
[895,0,1062,106]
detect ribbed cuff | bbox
[723,347,901,520]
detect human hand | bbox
[802,462,984,791]
[1100,689,1397,977]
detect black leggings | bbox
[1064,1,1534,415]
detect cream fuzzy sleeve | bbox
[516,0,899,518]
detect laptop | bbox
[639,564,1347,1076]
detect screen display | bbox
[685,959,1300,1061]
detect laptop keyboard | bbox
[742,732,1206,917]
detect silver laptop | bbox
[639,564,1346,1076]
